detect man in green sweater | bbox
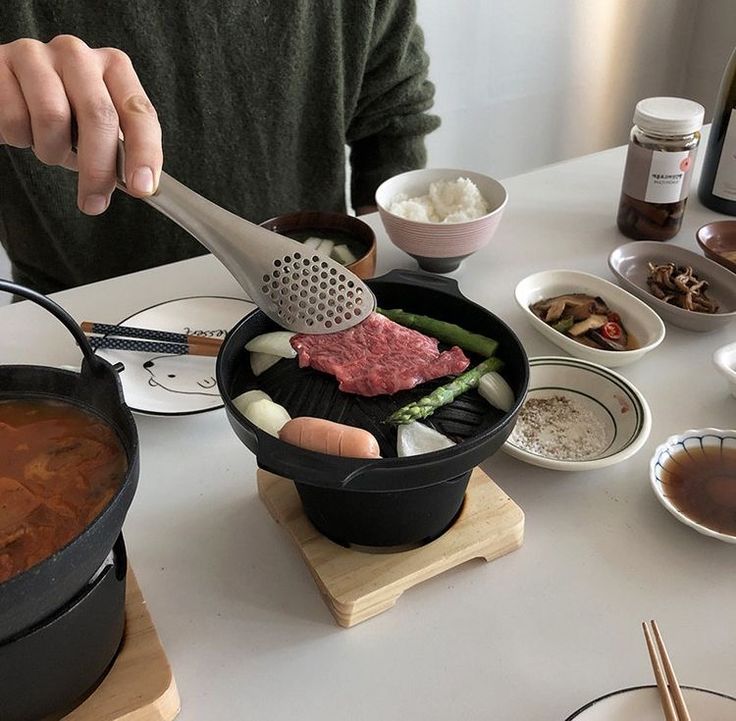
[0,2,440,294]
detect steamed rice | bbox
[388,177,489,223]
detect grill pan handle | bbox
[373,269,465,299]
[255,430,398,488]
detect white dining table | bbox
[1,136,734,721]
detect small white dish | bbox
[649,428,736,543]
[565,685,736,720]
[502,356,651,472]
[608,241,736,332]
[713,341,736,399]
[514,270,665,368]
[96,296,254,416]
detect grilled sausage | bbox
[279,417,381,458]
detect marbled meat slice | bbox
[290,313,470,396]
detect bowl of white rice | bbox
[375,168,508,273]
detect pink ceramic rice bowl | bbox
[375,168,508,273]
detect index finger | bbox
[102,49,162,197]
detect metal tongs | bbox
[110,140,375,334]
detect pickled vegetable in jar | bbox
[617,97,704,241]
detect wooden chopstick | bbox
[642,620,692,721]
[88,336,221,357]
[81,321,223,346]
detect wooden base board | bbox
[63,569,180,721]
[257,467,524,628]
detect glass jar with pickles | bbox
[616,97,704,241]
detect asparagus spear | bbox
[386,356,505,425]
[377,308,498,357]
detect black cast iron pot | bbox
[217,270,529,546]
[0,280,139,642]
[0,534,128,721]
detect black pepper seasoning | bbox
[617,97,704,241]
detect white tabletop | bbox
[1,139,735,720]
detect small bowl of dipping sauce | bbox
[375,168,507,273]
[260,210,377,279]
[650,428,736,543]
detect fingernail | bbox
[131,166,154,195]
[83,194,108,215]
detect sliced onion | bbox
[245,331,296,358]
[243,398,291,437]
[232,389,271,415]
[250,352,281,376]
[478,371,514,413]
[397,421,455,457]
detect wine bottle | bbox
[698,47,736,214]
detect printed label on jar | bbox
[621,143,696,204]
[713,108,736,201]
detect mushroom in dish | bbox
[530,293,637,351]
[646,262,719,314]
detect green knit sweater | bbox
[0,1,440,293]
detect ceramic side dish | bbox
[713,341,736,399]
[565,685,736,720]
[696,220,736,274]
[502,356,651,471]
[375,168,507,273]
[96,296,254,416]
[514,270,665,368]
[608,241,736,332]
[650,428,736,543]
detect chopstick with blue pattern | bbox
[82,321,222,357]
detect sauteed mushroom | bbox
[646,262,719,314]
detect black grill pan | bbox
[217,269,529,545]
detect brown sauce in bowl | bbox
[0,399,128,584]
[661,445,736,535]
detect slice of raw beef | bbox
[290,313,469,396]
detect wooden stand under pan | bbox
[63,569,180,721]
[257,466,525,628]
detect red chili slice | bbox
[601,321,622,340]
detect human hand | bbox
[0,34,162,214]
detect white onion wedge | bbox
[243,398,291,437]
[331,244,358,265]
[478,371,514,412]
[250,352,281,376]
[245,331,296,358]
[232,389,271,415]
[397,422,455,457]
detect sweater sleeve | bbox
[347,1,441,209]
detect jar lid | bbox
[633,97,705,135]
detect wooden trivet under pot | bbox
[257,466,524,628]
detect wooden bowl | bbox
[696,220,736,274]
[260,211,377,279]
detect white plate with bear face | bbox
[96,296,254,416]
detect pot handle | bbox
[371,268,465,299]
[0,279,107,375]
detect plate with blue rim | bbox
[565,685,736,720]
[502,356,651,471]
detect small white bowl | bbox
[650,428,736,543]
[503,356,652,471]
[514,269,666,368]
[375,168,507,273]
[713,341,736,399]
